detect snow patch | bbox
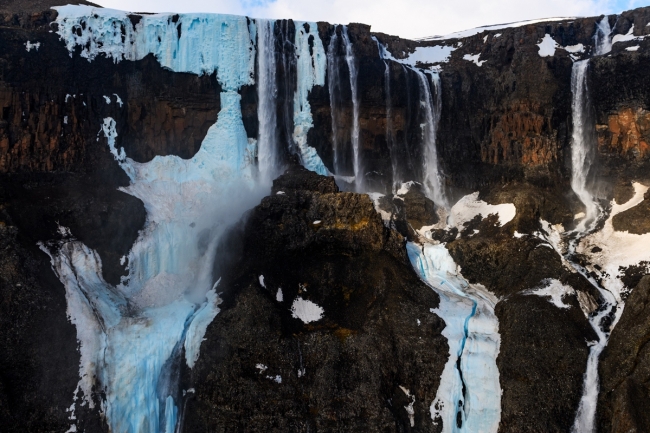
[25,41,41,52]
[525,279,576,309]
[399,386,416,427]
[537,34,559,57]
[259,275,266,288]
[577,182,650,308]
[626,45,640,51]
[276,288,283,302]
[448,192,516,228]
[463,53,486,66]
[290,297,324,323]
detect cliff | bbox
[1,2,649,433]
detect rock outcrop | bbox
[184,166,449,432]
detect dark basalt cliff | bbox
[184,166,448,432]
[1,1,650,432]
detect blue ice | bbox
[407,242,501,433]
[47,6,268,433]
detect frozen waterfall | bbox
[408,242,501,433]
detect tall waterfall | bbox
[568,45,618,433]
[327,29,343,174]
[415,69,447,208]
[257,19,280,183]
[383,61,400,192]
[341,26,362,191]
[570,60,599,232]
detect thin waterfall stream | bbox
[567,22,619,432]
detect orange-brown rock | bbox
[483,101,556,166]
[597,107,650,160]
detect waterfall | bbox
[568,54,618,433]
[594,16,612,56]
[257,19,280,183]
[383,61,400,192]
[570,60,599,232]
[341,26,362,191]
[415,69,447,207]
[327,29,343,173]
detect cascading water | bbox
[570,60,600,232]
[594,16,612,55]
[327,29,343,174]
[567,36,618,433]
[383,61,399,192]
[341,26,362,191]
[415,69,447,208]
[408,243,501,433]
[257,19,280,184]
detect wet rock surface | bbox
[598,275,650,433]
[185,166,449,432]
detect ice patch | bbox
[448,192,516,228]
[463,53,486,66]
[184,288,222,368]
[291,297,324,323]
[525,279,576,309]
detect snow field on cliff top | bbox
[407,242,501,433]
[50,7,301,433]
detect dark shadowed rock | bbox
[598,275,650,433]
[185,167,449,432]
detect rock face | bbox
[598,276,650,433]
[0,1,650,433]
[184,166,449,432]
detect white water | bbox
[594,16,612,56]
[408,242,501,433]
[257,19,281,184]
[414,69,448,207]
[568,42,617,433]
[341,26,362,191]
[570,60,600,232]
[383,61,399,192]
